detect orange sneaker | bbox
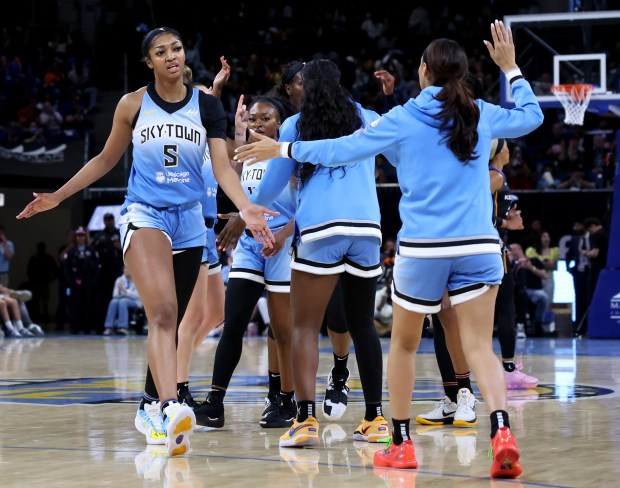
[373,438,418,469]
[489,427,522,478]
[353,416,391,443]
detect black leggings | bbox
[211,278,266,391]
[495,268,516,359]
[337,273,383,404]
[325,276,348,334]
[144,247,203,398]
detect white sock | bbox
[5,321,16,332]
[15,320,24,330]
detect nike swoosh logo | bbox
[442,410,454,417]
[144,109,156,114]
[289,423,314,436]
[361,425,372,434]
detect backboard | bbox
[501,11,620,115]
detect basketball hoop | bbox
[551,84,595,126]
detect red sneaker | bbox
[373,439,418,469]
[489,427,522,478]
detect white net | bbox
[551,84,594,126]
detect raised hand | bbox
[210,56,231,98]
[16,192,61,219]
[374,69,396,96]
[234,94,248,139]
[234,130,281,165]
[483,20,518,73]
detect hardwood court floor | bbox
[1,334,619,487]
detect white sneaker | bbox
[453,388,477,427]
[415,396,457,425]
[322,368,349,420]
[15,326,34,337]
[135,401,166,445]
[27,323,45,336]
[162,402,195,457]
[516,323,526,340]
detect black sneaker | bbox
[259,395,296,428]
[178,388,199,409]
[322,367,349,420]
[194,393,225,428]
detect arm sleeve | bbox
[291,109,401,168]
[482,79,544,138]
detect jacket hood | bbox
[404,85,445,129]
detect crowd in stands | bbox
[0,24,97,152]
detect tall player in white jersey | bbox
[17,27,276,457]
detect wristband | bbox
[239,210,245,222]
[504,67,523,84]
[280,142,291,159]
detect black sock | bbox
[280,391,295,405]
[177,381,189,397]
[455,371,473,393]
[296,400,315,421]
[490,410,511,438]
[503,361,516,372]
[209,388,226,402]
[443,381,459,403]
[391,418,410,445]
[139,392,159,410]
[268,371,281,395]
[364,402,383,421]
[333,353,349,375]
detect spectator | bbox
[565,220,590,332]
[557,164,595,190]
[582,217,609,334]
[536,163,560,190]
[103,266,141,336]
[0,225,15,287]
[26,241,58,323]
[510,242,550,336]
[91,213,123,330]
[525,231,560,310]
[63,226,99,334]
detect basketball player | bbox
[17,27,276,456]
[194,95,297,429]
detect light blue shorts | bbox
[391,253,503,314]
[202,227,221,275]
[118,201,206,256]
[228,233,293,293]
[291,235,382,278]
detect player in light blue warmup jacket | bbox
[245,59,390,449]
[235,21,543,478]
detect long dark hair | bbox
[423,38,480,162]
[296,59,362,186]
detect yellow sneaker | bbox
[353,416,391,443]
[279,417,320,447]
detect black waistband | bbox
[205,218,216,229]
